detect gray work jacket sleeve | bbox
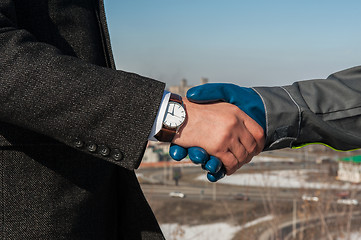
[254,66,361,151]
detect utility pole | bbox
[163,162,167,184]
[293,199,297,238]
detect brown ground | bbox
[148,198,264,226]
[146,197,295,240]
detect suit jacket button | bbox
[99,145,110,156]
[87,143,97,152]
[74,139,84,148]
[111,149,123,161]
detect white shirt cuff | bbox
[148,91,171,141]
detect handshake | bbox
[166,83,267,182]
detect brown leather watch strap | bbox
[154,93,185,142]
[154,127,176,142]
[169,93,182,104]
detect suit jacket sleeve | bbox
[254,66,361,151]
[0,1,165,170]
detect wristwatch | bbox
[154,93,187,142]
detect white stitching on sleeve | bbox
[280,86,301,141]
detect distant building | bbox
[168,78,208,97]
[337,156,361,183]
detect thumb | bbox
[186,83,233,103]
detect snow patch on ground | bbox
[337,232,361,240]
[160,215,273,240]
[197,169,361,190]
[253,156,295,163]
[239,215,273,230]
[160,222,241,240]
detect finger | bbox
[227,120,257,167]
[204,156,222,174]
[243,152,254,165]
[207,166,226,182]
[233,118,259,157]
[188,147,209,164]
[218,151,239,175]
[186,83,231,103]
[169,144,188,161]
[243,118,266,154]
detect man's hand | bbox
[172,98,265,175]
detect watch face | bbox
[164,101,186,128]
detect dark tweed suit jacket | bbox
[0,0,165,239]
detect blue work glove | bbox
[169,144,226,182]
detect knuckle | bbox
[227,115,239,128]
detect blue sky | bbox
[104,1,361,87]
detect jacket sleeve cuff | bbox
[253,86,301,151]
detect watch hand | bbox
[167,105,174,116]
